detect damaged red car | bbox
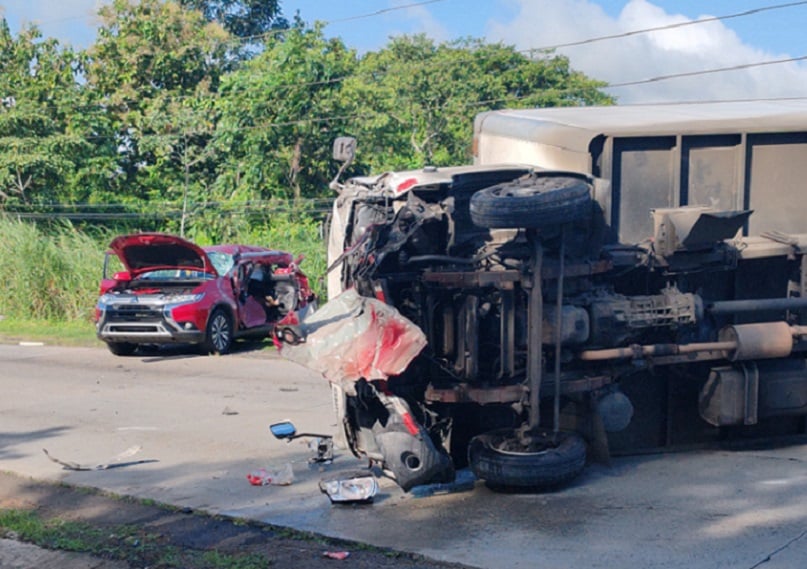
[95,233,315,356]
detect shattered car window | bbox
[207,251,235,276]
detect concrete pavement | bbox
[0,539,129,569]
[1,343,806,568]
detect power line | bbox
[324,0,448,25]
[532,0,807,52]
[18,0,803,67]
[233,0,450,45]
[603,54,807,90]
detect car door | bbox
[233,261,269,330]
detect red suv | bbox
[95,233,315,356]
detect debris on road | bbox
[319,471,379,504]
[323,551,351,560]
[246,463,294,486]
[42,445,151,471]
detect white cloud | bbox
[403,4,450,42]
[2,0,106,48]
[487,0,807,104]
[379,3,451,44]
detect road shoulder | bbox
[0,471,471,569]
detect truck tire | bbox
[470,174,592,229]
[203,308,233,355]
[468,428,586,491]
[106,342,137,356]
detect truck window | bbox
[613,137,676,244]
[747,132,807,235]
[682,135,742,212]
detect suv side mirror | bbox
[270,421,297,440]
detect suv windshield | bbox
[207,251,235,276]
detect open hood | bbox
[108,233,216,278]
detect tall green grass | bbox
[0,216,106,322]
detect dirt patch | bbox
[0,471,473,569]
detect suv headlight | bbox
[163,293,205,318]
[167,293,205,305]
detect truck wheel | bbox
[470,174,592,229]
[106,342,137,356]
[468,428,586,491]
[203,308,233,355]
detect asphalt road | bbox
[2,343,807,568]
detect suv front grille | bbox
[105,304,163,322]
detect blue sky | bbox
[2,0,807,103]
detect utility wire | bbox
[325,0,448,25]
[533,0,807,51]
[19,0,805,67]
[604,54,807,89]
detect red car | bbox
[95,233,315,356]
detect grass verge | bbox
[0,509,271,569]
[0,474,450,569]
[0,318,99,347]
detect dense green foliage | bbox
[0,0,613,322]
[1,1,611,214]
[179,0,289,41]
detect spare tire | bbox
[468,428,586,491]
[470,173,592,229]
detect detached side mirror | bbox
[270,421,297,440]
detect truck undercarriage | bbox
[281,166,807,491]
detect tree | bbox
[341,35,613,171]
[0,20,101,206]
[179,0,288,42]
[84,0,230,207]
[211,25,357,203]
[207,30,612,202]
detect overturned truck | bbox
[278,102,807,491]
